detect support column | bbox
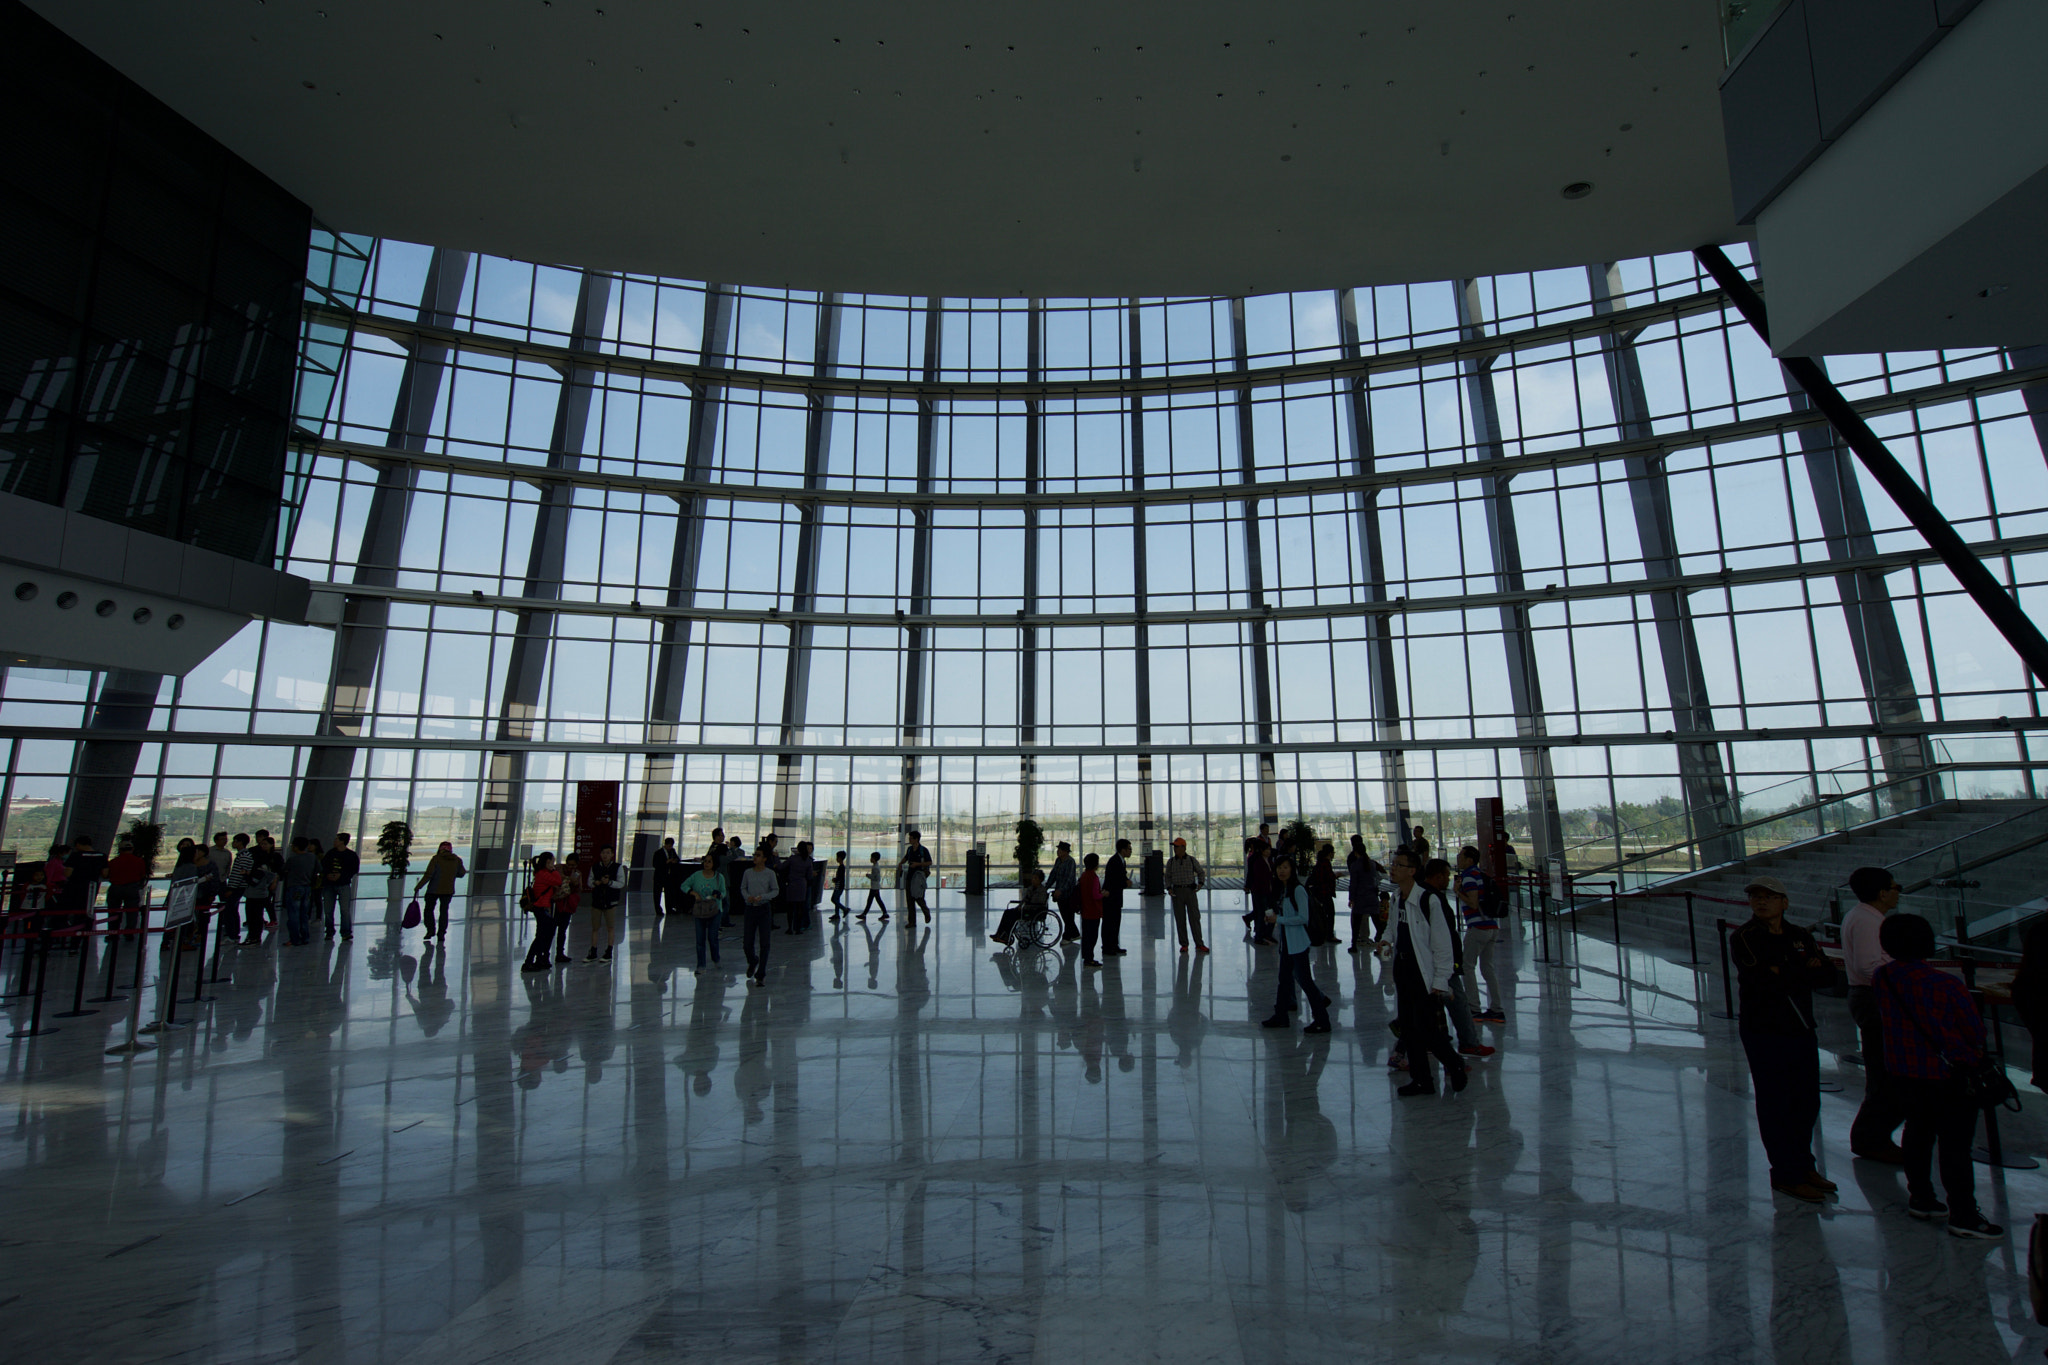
[1228,299,1281,827]
[1336,288,1415,850]
[1456,280,1567,866]
[1019,302,1042,825]
[470,270,612,891]
[769,296,843,850]
[294,248,471,845]
[1588,264,1740,866]
[896,299,941,847]
[66,668,160,850]
[639,286,737,863]
[2014,345,2048,463]
[1129,299,1159,856]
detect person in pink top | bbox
[1841,865,1906,1163]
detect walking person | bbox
[1164,837,1209,953]
[859,851,889,920]
[1842,865,1908,1162]
[1243,838,1276,944]
[520,852,565,972]
[320,831,360,940]
[1262,855,1334,1033]
[680,853,726,972]
[828,850,850,922]
[283,836,320,947]
[1078,852,1106,968]
[1874,912,2004,1238]
[1048,842,1079,942]
[741,848,779,986]
[1454,845,1506,1022]
[585,845,622,961]
[1387,851,1467,1096]
[414,841,467,940]
[1346,834,1381,953]
[1730,875,1837,1202]
[899,830,934,924]
[1102,839,1131,957]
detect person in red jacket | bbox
[1078,852,1106,968]
[521,853,565,973]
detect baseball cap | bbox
[1744,875,1788,896]
[1172,837,1186,847]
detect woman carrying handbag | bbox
[1873,912,2006,1239]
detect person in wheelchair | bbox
[992,867,1052,947]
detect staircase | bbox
[1584,798,2046,954]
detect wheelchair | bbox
[1004,898,1064,951]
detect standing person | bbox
[219,833,254,942]
[722,836,749,929]
[1874,912,2004,1238]
[1454,845,1506,1022]
[1346,834,1381,953]
[207,831,233,887]
[1386,851,1467,1096]
[520,853,564,973]
[1164,837,1209,953]
[654,837,685,915]
[680,853,726,972]
[283,836,320,947]
[1102,839,1132,957]
[1842,865,1908,1163]
[1047,842,1079,942]
[585,846,623,961]
[414,841,467,940]
[1410,826,1432,861]
[1307,843,1338,946]
[241,858,279,945]
[828,850,850,922]
[1243,838,1276,944]
[60,835,107,934]
[1730,875,1837,1203]
[740,848,779,986]
[783,841,816,935]
[2012,915,2048,1090]
[1424,859,1493,1060]
[1078,852,1106,968]
[104,839,150,928]
[550,864,580,964]
[320,832,360,940]
[899,830,934,925]
[1261,856,1333,1033]
[859,851,889,920]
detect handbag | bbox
[402,899,421,929]
[1883,971,2022,1112]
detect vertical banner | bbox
[574,781,621,872]
[1474,796,1506,880]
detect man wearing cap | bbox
[1047,841,1080,942]
[1163,838,1208,953]
[1730,874,1840,1202]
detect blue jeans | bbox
[321,883,354,935]
[694,916,720,968]
[285,886,314,944]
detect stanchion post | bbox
[55,919,99,1018]
[6,910,35,998]
[187,909,215,1005]
[1682,892,1704,965]
[206,903,230,984]
[90,906,128,1004]
[108,903,158,1055]
[1710,919,1738,1020]
[7,920,58,1038]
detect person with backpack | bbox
[585,845,623,961]
[1873,912,2003,1238]
[1455,845,1506,1021]
[520,853,565,973]
[1387,853,1467,1096]
[679,852,726,972]
[414,841,467,940]
[1260,855,1332,1033]
[1730,874,1837,1203]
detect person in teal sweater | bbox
[1261,856,1332,1033]
[679,853,727,972]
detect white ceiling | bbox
[32,1,1741,298]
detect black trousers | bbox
[424,893,453,936]
[1895,1073,1981,1218]
[1847,986,1905,1152]
[1081,918,1101,959]
[1273,947,1330,1025]
[1393,950,1464,1090]
[1740,1028,1821,1185]
[1102,893,1123,952]
[524,910,557,966]
[743,906,773,975]
[1057,891,1079,939]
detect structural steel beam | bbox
[1229,298,1281,827]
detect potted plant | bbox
[1279,818,1317,867]
[377,821,414,881]
[123,816,165,872]
[1013,818,1045,875]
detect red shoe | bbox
[1459,1044,1496,1058]
[1194,945,1211,954]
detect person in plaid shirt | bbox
[1873,912,2001,1239]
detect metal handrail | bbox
[1876,803,2048,880]
[1571,763,1957,879]
[1903,828,2048,896]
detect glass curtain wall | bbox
[5,231,2047,886]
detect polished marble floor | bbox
[4,891,2047,1363]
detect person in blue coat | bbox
[1260,856,1332,1033]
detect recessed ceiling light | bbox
[1561,181,1594,200]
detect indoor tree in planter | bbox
[1278,818,1318,867]
[377,821,414,880]
[1013,818,1045,875]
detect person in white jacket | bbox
[1387,851,1468,1096]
